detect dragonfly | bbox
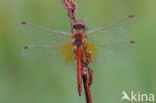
[17,15,140,96]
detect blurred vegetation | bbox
[0,0,156,103]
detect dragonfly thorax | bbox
[73,30,86,47]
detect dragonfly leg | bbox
[82,42,92,65]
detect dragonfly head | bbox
[72,20,86,32]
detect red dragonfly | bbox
[17,15,140,96]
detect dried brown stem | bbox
[82,64,93,103]
[61,0,77,22]
[82,76,92,103]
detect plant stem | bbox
[82,74,92,103]
[82,65,92,103]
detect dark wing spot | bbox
[128,15,134,18]
[21,22,27,24]
[130,41,136,44]
[24,46,29,49]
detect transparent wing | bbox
[17,22,71,46]
[21,44,75,66]
[88,40,140,65]
[87,15,140,43]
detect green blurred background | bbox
[0,0,156,103]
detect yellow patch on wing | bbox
[66,34,73,39]
[87,43,97,61]
[60,44,75,64]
